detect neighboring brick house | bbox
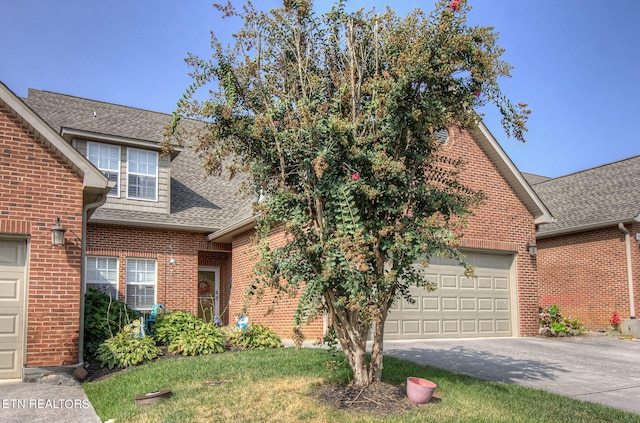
[0,82,112,378]
[3,84,555,379]
[527,156,640,331]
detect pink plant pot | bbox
[406,377,437,404]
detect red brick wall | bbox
[538,222,640,331]
[229,126,538,339]
[444,127,538,336]
[87,224,231,316]
[230,228,325,342]
[1,104,85,367]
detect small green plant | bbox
[168,323,226,356]
[96,327,162,369]
[539,304,583,336]
[84,287,139,359]
[153,310,204,345]
[227,324,282,349]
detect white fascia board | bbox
[474,122,554,225]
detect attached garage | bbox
[0,239,27,379]
[384,251,516,339]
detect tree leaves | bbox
[169,0,528,387]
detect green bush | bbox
[539,304,583,336]
[153,310,203,345]
[96,328,162,369]
[84,287,139,359]
[227,324,282,349]
[168,323,226,356]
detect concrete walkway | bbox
[383,334,640,415]
[0,379,101,423]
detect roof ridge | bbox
[537,154,640,183]
[27,88,174,117]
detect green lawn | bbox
[83,348,638,423]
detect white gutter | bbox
[618,223,636,319]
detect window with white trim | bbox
[86,256,119,299]
[127,148,158,201]
[86,142,120,197]
[125,258,156,310]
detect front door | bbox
[0,239,27,379]
[197,267,219,323]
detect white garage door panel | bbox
[384,252,514,339]
[0,239,26,379]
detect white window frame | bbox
[85,256,119,299]
[126,148,158,201]
[86,142,120,197]
[125,258,157,310]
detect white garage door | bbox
[385,252,514,339]
[0,239,27,379]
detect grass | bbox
[83,348,639,423]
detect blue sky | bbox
[2,0,639,177]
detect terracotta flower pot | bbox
[406,377,437,404]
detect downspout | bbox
[78,194,108,365]
[618,223,636,319]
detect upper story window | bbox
[87,142,120,197]
[127,148,158,201]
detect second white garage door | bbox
[384,252,515,340]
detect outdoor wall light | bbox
[51,216,66,246]
[526,242,538,257]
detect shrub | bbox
[168,323,226,356]
[84,287,139,359]
[610,311,621,331]
[96,327,162,369]
[227,324,282,349]
[153,310,203,345]
[539,304,583,336]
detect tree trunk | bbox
[368,310,387,383]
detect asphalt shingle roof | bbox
[531,156,640,236]
[24,89,249,232]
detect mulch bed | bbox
[314,381,436,416]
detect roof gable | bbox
[0,82,111,192]
[471,122,553,225]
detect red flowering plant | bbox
[610,311,621,331]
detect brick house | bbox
[527,157,640,331]
[3,84,554,379]
[0,83,112,378]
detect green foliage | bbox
[96,330,162,369]
[168,323,226,356]
[226,324,283,350]
[153,310,203,345]
[168,0,530,386]
[539,304,583,336]
[84,287,139,359]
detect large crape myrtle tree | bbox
[167,0,529,387]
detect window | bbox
[127,148,158,201]
[126,258,156,310]
[86,256,118,299]
[87,142,120,196]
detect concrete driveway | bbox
[383,334,640,415]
